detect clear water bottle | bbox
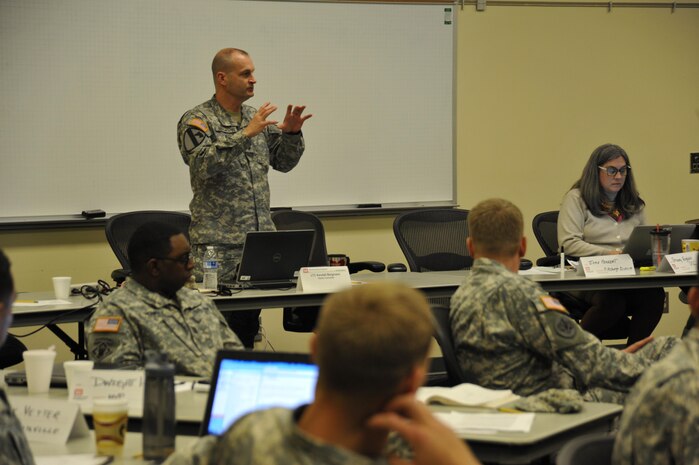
[202,245,219,290]
[143,351,175,461]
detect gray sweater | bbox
[557,188,646,257]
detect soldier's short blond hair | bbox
[211,48,249,79]
[315,282,433,399]
[468,198,523,257]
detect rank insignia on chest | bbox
[93,316,122,332]
[539,295,567,313]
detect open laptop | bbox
[200,350,318,436]
[623,224,697,266]
[235,230,315,289]
[4,363,67,388]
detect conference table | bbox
[12,268,696,354]
[13,384,621,465]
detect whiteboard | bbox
[0,0,455,218]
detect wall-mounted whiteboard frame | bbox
[0,0,456,222]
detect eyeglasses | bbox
[598,165,630,177]
[155,252,193,265]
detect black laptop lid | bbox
[623,224,697,266]
[200,350,318,436]
[236,230,315,287]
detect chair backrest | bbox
[271,211,328,267]
[556,433,615,465]
[393,209,471,272]
[532,210,560,257]
[105,211,192,269]
[430,304,467,386]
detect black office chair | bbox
[430,304,468,386]
[532,210,562,266]
[531,210,630,340]
[105,210,192,285]
[556,433,615,465]
[271,210,386,332]
[393,208,472,272]
[0,334,28,369]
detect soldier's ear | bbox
[145,258,161,277]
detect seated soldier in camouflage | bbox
[164,282,481,465]
[86,222,242,377]
[450,198,676,404]
[0,249,36,465]
[613,259,699,465]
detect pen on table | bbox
[15,300,38,303]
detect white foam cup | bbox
[23,349,56,394]
[52,276,72,299]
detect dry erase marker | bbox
[559,247,565,277]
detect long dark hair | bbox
[571,143,645,218]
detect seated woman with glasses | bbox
[557,143,664,345]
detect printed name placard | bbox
[10,396,89,444]
[71,369,145,415]
[658,251,698,274]
[577,254,636,277]
[296,266,352,292]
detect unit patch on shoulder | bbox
[93,316,122,332]
[539,295,568,313]
[188,118,209,133]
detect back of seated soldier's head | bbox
[0,249,15,345]
[314,282,433,402]
[127,222,184,275]
[468,198,523,257]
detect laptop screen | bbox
[623,224,697,266]
[201,351,318,436]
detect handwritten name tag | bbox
[10,396,89,445]
[297,266,352,292]
[577,254,635,277]
[658,251,698,274]
[71,369,145,415]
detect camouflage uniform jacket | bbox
[0,389,35,465]
[612,328,699,465]
[86,278,242,377]
[177,96,305,250]
[164,406,392,465]
[449,258,676,403]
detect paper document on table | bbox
[435,411,535,434]
[36,455,111,465]
[14,299,71,307]
[417,383,519,408]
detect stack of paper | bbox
[434,411,535,434]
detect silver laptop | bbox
[623,224,697,266]
[236,230,315,289]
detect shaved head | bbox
[212,48,249,79]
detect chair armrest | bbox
[387,263,408,272]
[348,261,386,273]
[536,256,561,267]
[111,268,130,286]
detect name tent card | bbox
[10,396,89,445]
[658,251,698,274]
[70,369,145,415]
[296,266,352,292]
[577,254,635,277]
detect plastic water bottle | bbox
[142,351,175,461]
[203,245,219,290]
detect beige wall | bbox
[2,3,698,360]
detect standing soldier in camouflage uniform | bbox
[87,222,242,377]
[0,249,36,465]
[177,48,311,348]
[613,260,699,465]
[450,198,676,404]
[164,282,481,465]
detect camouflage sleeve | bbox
[512,290,644,392]
[0,392,35,465]
[162,435,218,465]
[212,306,244,350]
[177,111,252,180]
[613,375,699,465]
[265,125,305,173]
[86,302,143,369]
